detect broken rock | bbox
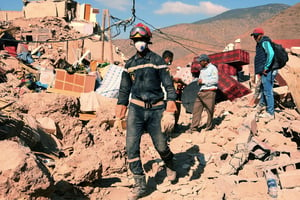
[0,140,54,199]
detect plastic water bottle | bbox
[265,170,278,198]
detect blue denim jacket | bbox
[117,49,176,106]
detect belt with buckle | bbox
[130,99,164,109]
[201,88,217,92]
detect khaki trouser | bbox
[191,90,216,130]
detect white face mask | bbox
[134,41,147,52]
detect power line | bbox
[164,32,225,49]
[0,33,96,44]
[135,17,199,55]
[151,32,218,53]
[108,0,136,38]
[132,16,244,55]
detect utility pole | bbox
[101,9,114,64]
[107,9,113,64]
[101,9,106,62]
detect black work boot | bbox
[128,175,147,200]
[160,150,177,182]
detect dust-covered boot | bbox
[165,159,177,182]
[166,167,176,182]
[128,175,147,200]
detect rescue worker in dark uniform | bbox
[115,23,177,200]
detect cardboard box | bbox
[54,69,96,93]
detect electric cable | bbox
[135,17,199,55]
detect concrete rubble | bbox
[1,1,300,200]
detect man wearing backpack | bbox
[251,27,278,121]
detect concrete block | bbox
[278,170,300,188]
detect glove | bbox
[166,101,177,113]
[115,104,127,119]
[114,118,124,132]
[114,104,127,132]
[161,111,175,133]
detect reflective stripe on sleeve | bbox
[127,63,167,73]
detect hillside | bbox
[113,3,300,70]
[193,4,289,24]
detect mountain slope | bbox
[113,3,299,70]
[193,4,289,24]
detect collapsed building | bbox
[0,1,300,199]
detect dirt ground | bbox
[1,88,300,200]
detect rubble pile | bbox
[12,16,83,41]
[0,8,300,200]
[1,66,300,199]
[0,90,128,199]
[7,16,87,70]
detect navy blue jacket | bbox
[254,36,273,74]
[117,49,176,106]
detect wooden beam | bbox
[19,61,38,74]
[46,88,80,97]
[79,113,96,121]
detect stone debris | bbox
[0,4,300,200]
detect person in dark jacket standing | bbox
[251,27,277,121]
[162,50,173,66]
[115,23,177,200]
[162,50,184,128]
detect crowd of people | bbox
[115,23,279,200]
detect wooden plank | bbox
[19,61,38,74]
[79,113,96,121]
[46,87,80,97]
[0,100,16,110]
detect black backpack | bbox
[271,42,289,70]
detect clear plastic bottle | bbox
[265,170,278,198]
